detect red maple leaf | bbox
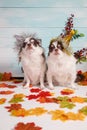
[14,122,42,130]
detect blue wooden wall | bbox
[0,0,87,76]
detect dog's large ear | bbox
[14,35,24,42]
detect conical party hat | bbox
[63,29,75,47]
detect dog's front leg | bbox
[40,71,45,89]
[23,72,30,88]
[47,71,54,90]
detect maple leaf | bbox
[37,97,56,103]
[28,107,48,116]
[38,91,52,97]
[9,94,25,103]
[0,90,14,95]
[7,84,17,88]
[0,83,8,88]
[71,96,85,103]
[5,104,22,112]
[49,110,68,121]
[2,72,12,81]
[59,101,75,109]
[14,122,42,130]
[9,97,24,103]
[11,108,30,117]
[30,88,41,93]
[26,94,39,100]
[61,89,74,95]
[0,98,6,104]
[79,106,87,115]
[67,112,85,121]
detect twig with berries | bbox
[61,14,84,41]
[74,48,87,63]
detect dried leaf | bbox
[61,89,74,95]
[67,112,85,120]
[0,98,6,104]
[71,96,85,103]
[11,108,31,117]
[9,94,25,103]
[28,107,48,116]
[5,104,22,112]
[2,72,12,81]
[60,101,75,109]
[30,88,41,93]
[49,110,68,121]
[79,106,87,115]
[14,122,42,130]
[0,90,14,95]
[0,83,8,88]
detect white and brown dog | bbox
[46,36,76,89]
[14,33,46,89]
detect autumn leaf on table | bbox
[49,109,68,121]
[11,107,47,117]
[79,106,87,115]
[0,90,14,95]
[26,94,39,100]
[57,96,70,102]
[7,84,17,88]
[49,109,85,121]
[30,88,41,93]
[60,89,74,95]
[37,97,56,103]
[11,108,30,117]
[71,96,85,103]
[0,98,6,104]
[66,112,85,121]
[27,107,48,116]
[12,79,23,84]
[26,90,53,100]
[5,104,22,112]
[9,94,25,103]
[14,122,42,130]
[0,83,8,88]
[0,83,17,88]
[59,101,75,109]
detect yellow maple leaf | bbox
[0,98,6,104]
[28,107,48,116]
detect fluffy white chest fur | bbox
[47,52,76,89]
[21,52,45,85]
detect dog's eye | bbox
[22,42,27,48]
[50,44,55,48]
[30,38,38,47]
[57,43,63,50]
[49,44,55,52]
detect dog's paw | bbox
[47,85,54,90]
[68,84,77,90]
[40,85,45,89]
[23,83,29,89]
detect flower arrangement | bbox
[50,14,84,55]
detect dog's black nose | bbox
[28,44,31,47]
[55,49,58,52]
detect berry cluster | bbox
[61,14,74,38]
[74,48,87,63]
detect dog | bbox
[14,33,46,89]
[46,36,76,89]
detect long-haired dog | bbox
[46,36,76,89]
[14,33,46,89]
